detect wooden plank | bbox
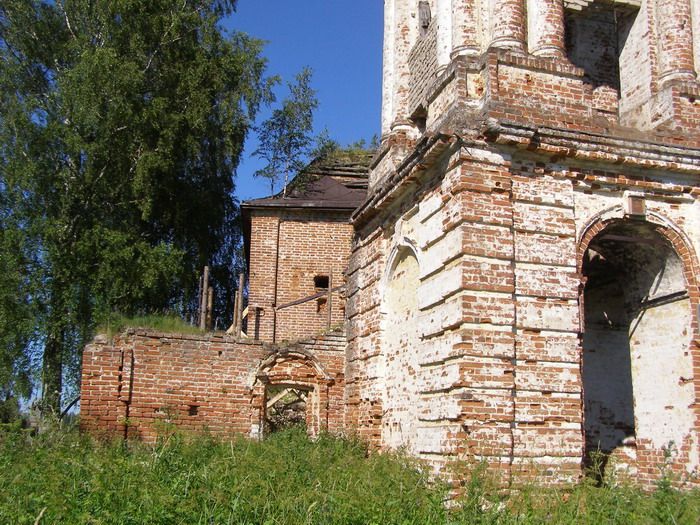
[231,290,239,332]
[199,266,209,330]
[276,285,345,311]
[236,273,245,337]
[327,271,333,329]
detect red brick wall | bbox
[80,329,345,442]
[247,209,354,344]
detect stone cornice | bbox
[485,119,700,175]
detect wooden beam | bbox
[276,285,345,311]
[266,388,292,409]
[236,273,245,337]
[327,271,333,329]
[639,290,688,309]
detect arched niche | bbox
[380,244,422,451]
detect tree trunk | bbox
[42,333,63,415]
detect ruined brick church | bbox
[82,0,700,487]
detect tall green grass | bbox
[0,425,698,524]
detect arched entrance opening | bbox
[381,246,421,451]
[250,349,333,439]
[581,219,694,480]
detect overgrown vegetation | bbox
[0,425,698,524]
[95,314,205,339]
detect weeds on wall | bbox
[96,313,205,339]
[0,424,698,524]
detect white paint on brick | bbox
[419,261,462,308]
[381,246,423,453]
[631,298,695,451]
[417,360,461,392]
[419,393,462,421]
[421,227,462,277]
[516,297,580,331]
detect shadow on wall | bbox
[582,220,693,481]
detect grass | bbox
[0,424,698,524]
[96,313,204,338]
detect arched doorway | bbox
[381,246,421,451]
[250,349,333,439]
[581,219,695,479]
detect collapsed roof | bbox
[242,149,373,211]
[241,149,374,268]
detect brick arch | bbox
[577,209,700,484]
[577,209,700,340]
[379,238,422,311]
[250,348,335,438]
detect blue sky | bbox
[223,1,384,201]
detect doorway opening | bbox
[264,385,312,434]
[582,220,693,481]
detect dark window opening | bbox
[314,275,329,289]
[188,405,199,416]
[564,3,639,90]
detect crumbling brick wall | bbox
[355,0,700,487]
[80,329,345,441]
[349,138,700,487]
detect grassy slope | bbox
[0,426,698,524]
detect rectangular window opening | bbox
[314,275,329,290]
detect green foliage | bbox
[0,224,35,405]
[310,128,341,159]
[309,133,378,161]
[447,467,700,525]
[254,67,318,195]
[0,0,273,411]
[96,313,204,338]
[0,426,698,524]
[0,427,446,524]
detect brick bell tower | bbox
[346,0,700,488]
